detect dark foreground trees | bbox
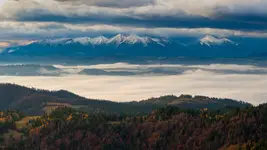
[2,105,267,150]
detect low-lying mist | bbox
[0,63,267,105]
[1,63,267,76]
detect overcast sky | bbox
[0,0,267,47]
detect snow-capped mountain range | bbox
[36,34,169,47]
[2,34,267,58]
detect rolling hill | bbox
[139,95,250,109]
[0,84,251,115]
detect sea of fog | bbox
[0,63,267,105]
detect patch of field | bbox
[42,106,60,114]
[43,104,87,114]
[3,130,23,141]
[43,102,74,114]
[71,105,87,109]
[109,121,121,125]
[46,102,72,107]
[16,116,40,129]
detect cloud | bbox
[0,41,10,47]
[15,13,267,31]
[54,63,267,76]
[3,62,267,77]
[0,41,10,52]
[1,21,267,41]
[1,0,267,32]
[54,0,154,8]
[0,39,34,50]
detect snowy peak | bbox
[89,36,108,45]
[73,37,90,45]
[72,36,108,45]
[107,34,169,47]
[107,34,127,45]
[126,35,146,45]
[106,34,151,46]
[200,35,235,46]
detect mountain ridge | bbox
[32,34,169,47]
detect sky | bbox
[0,0,267,48]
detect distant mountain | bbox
[33,34,168,47]
[0,84,251,115]
[1,34,171,57]
[2,34,267,59]
[0,64,61,76]
[0,34,171,60]
[199,35,236,46]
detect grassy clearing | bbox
[16,116,40,129]
[3,130,22,141]
[42,106,59,114]
[71,105,87,109]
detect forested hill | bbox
[2,104,267,149]
[0,84,251,115]
[139,95,250,109]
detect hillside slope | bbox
[0,84,251,115]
